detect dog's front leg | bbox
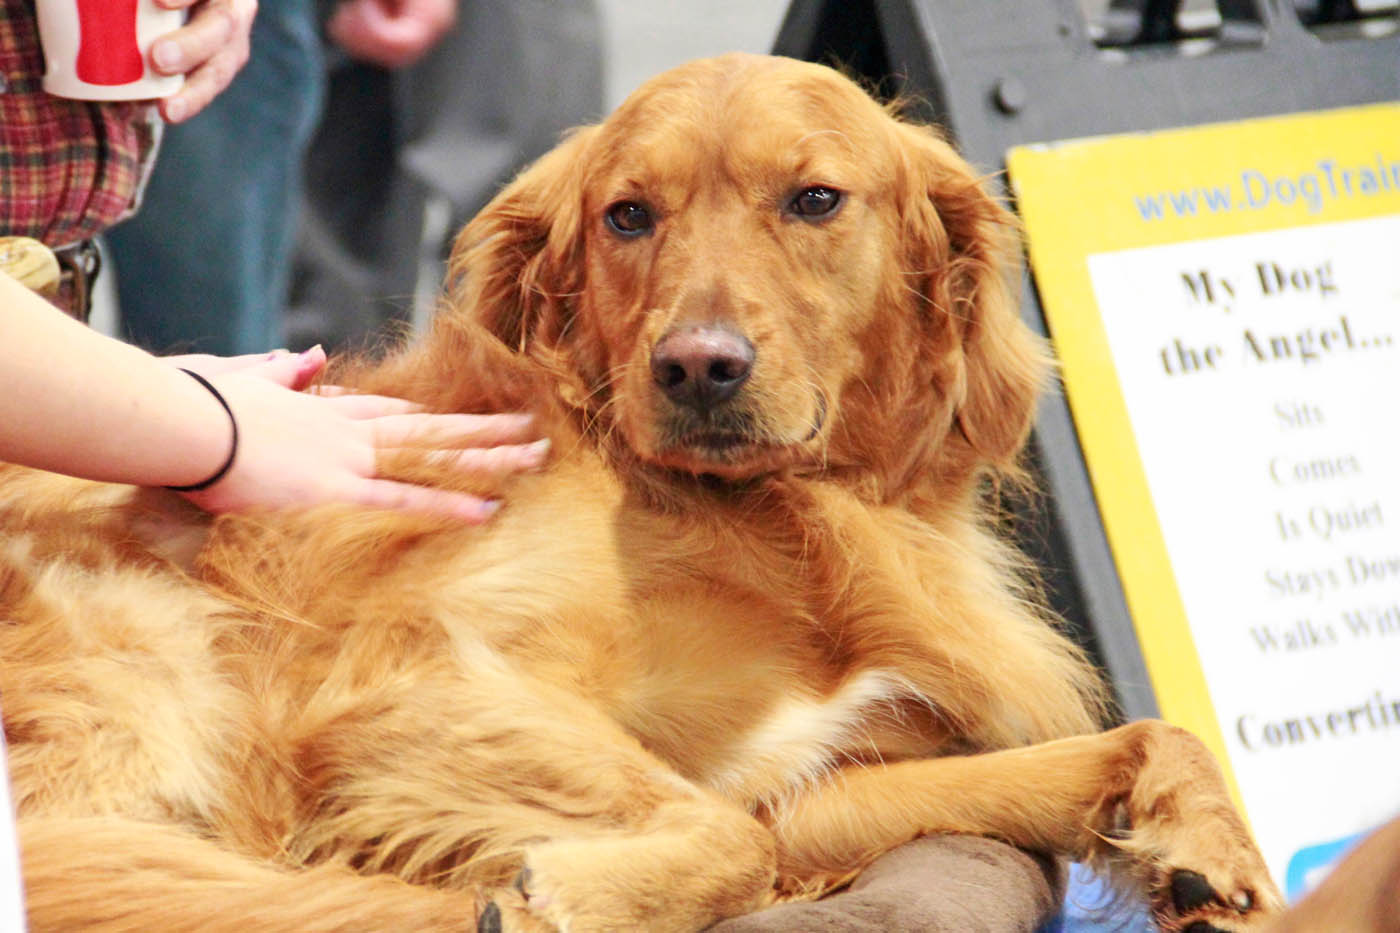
[766,719,1283,933]
[286,666,777,933]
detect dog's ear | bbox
[447,126,599,354]
[893,121,1048,476]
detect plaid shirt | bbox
[0,0,157,246]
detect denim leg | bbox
[108,0,324,355]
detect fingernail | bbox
[153,42,183,71]
[523,438,551,466]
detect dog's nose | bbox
[650,326,755,410]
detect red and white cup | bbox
[34,0,184,100]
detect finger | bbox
[391,439,552,477]
[288,345,327,390]
[151,4,236,76]
[245,348,325,391]
[320,393,426,418]
[159,48,243,123]
[312,384,417,400]
[370,413,539,448]
[161,350,292,376]
[355,479,502,523]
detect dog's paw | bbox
[476,803,774,931]
[476,852,640,933]
[478,881,558,933]
[497,844,646,933]
[1136,805,1284,933]
[1111,723,1285,932]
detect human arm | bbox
[149,0,258,123]
[0,273,545,520]
[327,0,457,70]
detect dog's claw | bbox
[1231,890,1253,912]
[513,867,532,896]
[478,902,503,933]
[1171,869,1219,914]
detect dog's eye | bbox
[788,186,843,219]
[605,201,653,237]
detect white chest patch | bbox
[703,669,924,804]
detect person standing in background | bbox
[110,0,605,357]
[286,0,603,352]
[107,0,459,356]
[1,0,255,316]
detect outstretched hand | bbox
[166,347,547,520]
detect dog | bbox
[0,54,1282,932]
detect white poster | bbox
[1086,215,1400,892]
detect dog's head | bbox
[451,54,1046,501]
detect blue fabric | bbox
[1038,863,1154,932]
[108,0,324,355]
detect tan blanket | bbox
[712,835,1063,932]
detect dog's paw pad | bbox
[1171,869,1219,914]
[1153,866,1274,933]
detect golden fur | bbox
[2,54,1281,931]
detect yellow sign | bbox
[1007,103,1400,897]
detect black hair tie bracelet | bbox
[165,368,239,492]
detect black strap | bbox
[165,368,239,492]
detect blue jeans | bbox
[108,0,324,355]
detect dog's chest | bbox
[722,669,918,793]
[629,665,927,807]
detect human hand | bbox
[149,0,258,123]
[327,0,457,70]
[168,347,548,520]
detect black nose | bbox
[650,326,755,411]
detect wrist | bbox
[164,370,239,492]
[150,362,242,490]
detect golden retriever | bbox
[0,54,1282,932]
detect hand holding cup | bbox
[34,0,255,123]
